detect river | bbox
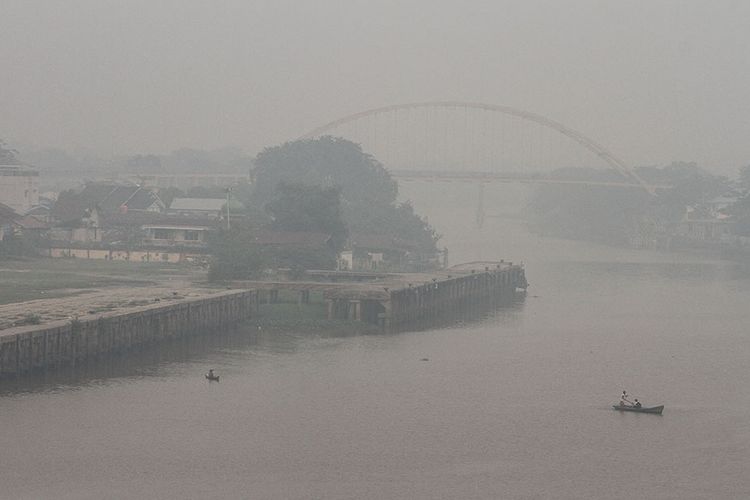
[2,184,749,499]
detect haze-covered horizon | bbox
[3,1,750,176]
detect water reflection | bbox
[0,326,259,396]
[0,290,526,397]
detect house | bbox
[48,181,166,246]
[0,202,48,241]
[51,181,164,227]
[47,211,220,263]
[141,216,217,248]
[48,206,104,243]
[675,206,732,241]
[94,210,218,248]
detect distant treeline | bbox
[18,146,253,175]
[528,162,750,246]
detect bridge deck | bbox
[390,169,671,189]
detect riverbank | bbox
[0,257,207,305]
[0,289,257,377]
[0,258,215,330]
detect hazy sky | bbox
[2,0,749,175]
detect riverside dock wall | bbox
[0,290,256,378]
[384,264,525,327]
[321,262,527,328]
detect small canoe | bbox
[205,374,220,382]
[612,404,663,414]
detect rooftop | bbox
[169,198,226,212]
[52,182,164,223]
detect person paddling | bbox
[620,390,633,406]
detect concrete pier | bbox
[0,290,256,378]
[229,261,526,330]
[323,262,526,328]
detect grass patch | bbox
[0,257,204,305]
[14,313,42,326]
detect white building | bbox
[0,165,39,213]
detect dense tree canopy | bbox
[266,182,348,252]
[208,224,265,281]
[253,137,397,209]
[252,137,439,256]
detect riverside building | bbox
[0,164,39,214]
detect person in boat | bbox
[634,399,642,408]
[620,390,632,406]
[208,369,216,379]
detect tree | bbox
[252,137,439,257]
[253,136,397,210]
[125,154,163,172]
[208,225,265,281]
[265,182,348,251]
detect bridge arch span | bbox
[301,101,653,194]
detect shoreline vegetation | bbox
[528,163,750,258]
[0,259,199,302]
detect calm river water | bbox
[2,185,750,499]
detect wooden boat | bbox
[612,404,663,414]
[205,374,220,382]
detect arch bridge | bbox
[301,102,664,226]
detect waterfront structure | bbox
[0,164,39,213]
[0,290,257,377]
[234,261,526,329]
